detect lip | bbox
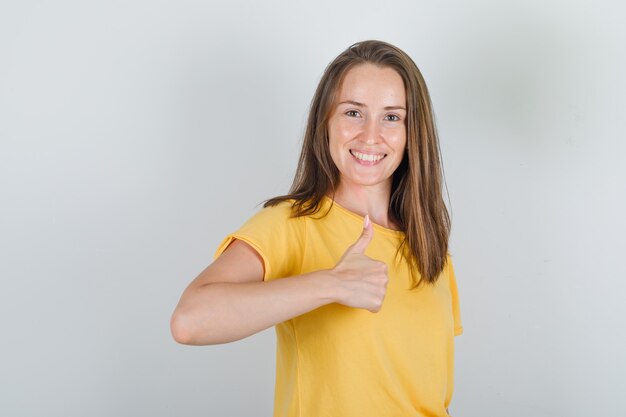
[349,149,387,165]
[349,149,387,157]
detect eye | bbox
[345,110,361,118]
[385,114,401,122]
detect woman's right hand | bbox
[330,215,389,313]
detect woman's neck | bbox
[330,182,399,231]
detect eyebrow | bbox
[337,100,406,111]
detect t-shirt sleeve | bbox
[448,257,464,336]
[213,202,306,281]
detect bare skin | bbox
[170,215,388,345]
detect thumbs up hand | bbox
[331,215,389,313]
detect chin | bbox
[342,174,391,188]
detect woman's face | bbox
[327,63,407,192]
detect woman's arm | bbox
[170,239,339,345]
[170,216,387,346]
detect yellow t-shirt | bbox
[215,196,463,417]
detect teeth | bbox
[351,150,385,162]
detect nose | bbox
[361,118,381,145]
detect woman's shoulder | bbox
[258,198,297,217]
[243,199,305,229]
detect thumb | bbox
[347,214,374,254]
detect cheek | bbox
[387,131,407,153]
[396,128,408,149]
[330,119,358,142]
[327,132,343,166]
[328,124,352,156]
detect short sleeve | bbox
[447,257,464,336]
[213,202,306,281]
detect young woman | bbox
[171,40,463,417]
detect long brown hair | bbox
[265,40,450,287]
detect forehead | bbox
[336,63,406,105]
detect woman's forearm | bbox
[170,270,339,345]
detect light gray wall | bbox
[1,1,624,416]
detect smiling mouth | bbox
[350,149,387,163]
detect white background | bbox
[1,1,625,416]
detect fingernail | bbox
[364,214,370,228]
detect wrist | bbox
[304,269,342,305]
